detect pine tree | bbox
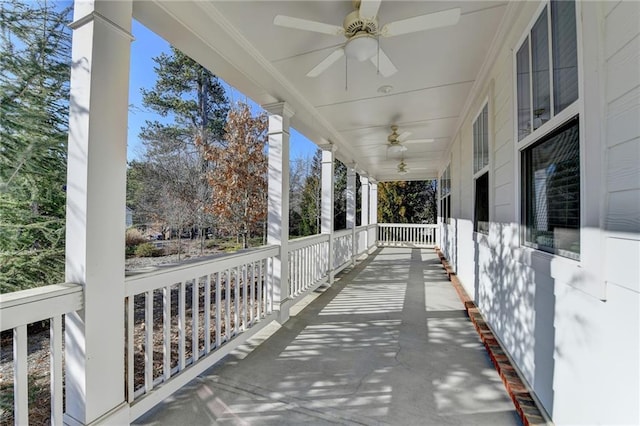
[136,47,229,244]
[0,1,71,292]
[299,149,322,236]
[333,159,347,230]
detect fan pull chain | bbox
[345,57,348,91]
[376,35,380,75]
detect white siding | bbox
[439,1,640,424]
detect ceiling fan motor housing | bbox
[343,10,378,37]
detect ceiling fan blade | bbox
[359,0,382,20]
[307,48,345,77]
[380,8,461,37]
[404,138,436,144]
[370,48,398,77]
[397,131,412,142]
[274,15,345,36]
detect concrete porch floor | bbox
[134,247,521,425]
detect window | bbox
[473,104,489,174]
[522,117,580,259]
[517,0,580,260]
[475,172,489,234]
[440,165,451,224]
[516,1,578,141]
[473,104,489,234]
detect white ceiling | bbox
[134,1,508,182]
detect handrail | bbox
[377,223,439,248]
[0,282,83,425]
[288,233,330,250]
[378,223,438,228]
[125,245,279,296]
[333,228,352,238]
[1,282,83,331]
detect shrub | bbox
[126,228,146,248]
[134,243,161,257]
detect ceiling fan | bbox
[397,158,427,175]
[274,0,461,78]
[387,125,435,154]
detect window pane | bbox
[481,105,489,169]
[473,105,489,174]
[516,39,531,140]
[474,172,489,234]
[552,0,578,113]
[473,120,479,173]
[531,7,550,130]
[522,117,580,258]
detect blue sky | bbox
[127,20,317,162]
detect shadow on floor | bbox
[134,247,521,426]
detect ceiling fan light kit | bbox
[344,33,378,61]
[387,143,407,154]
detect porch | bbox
[133,246,519,425]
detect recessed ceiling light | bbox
[377,85,393,94]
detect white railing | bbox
[355,225,369,257]
[0,222,447,424]
[124,245,279,419]
[332,229,353,273]
[0,283,83,426]
[288,234,330,301]
[377,223,439,248]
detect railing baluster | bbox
[163,286,170,381]
[291,251,295,297]
[225,268,231,341]
[234,266,240,335]
[178,281,186,371]
[204,275,211,354]
[215,273,221,348]
[268,257,274,314]
[50,315,63,426]
[257,260,263,318]
[247,262,256,326]
[145,290,154,392]
[242,264,248,331]
[126,295,134,401]
[14,324,28,425]
[192,279,199,363]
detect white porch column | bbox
[320,146,335,283]
[346,164,357,264]
[369,180,378,225]
[64,1,132,424]
[369,180,378,249]
[360,175,369,253]
[264,102,294,324]
[360,176,369,227]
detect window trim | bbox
[513,0,584,264]
[520,115,581,260]
[472,99,491,234]
[439,163,452,225]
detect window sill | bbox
[516,101,579,150]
